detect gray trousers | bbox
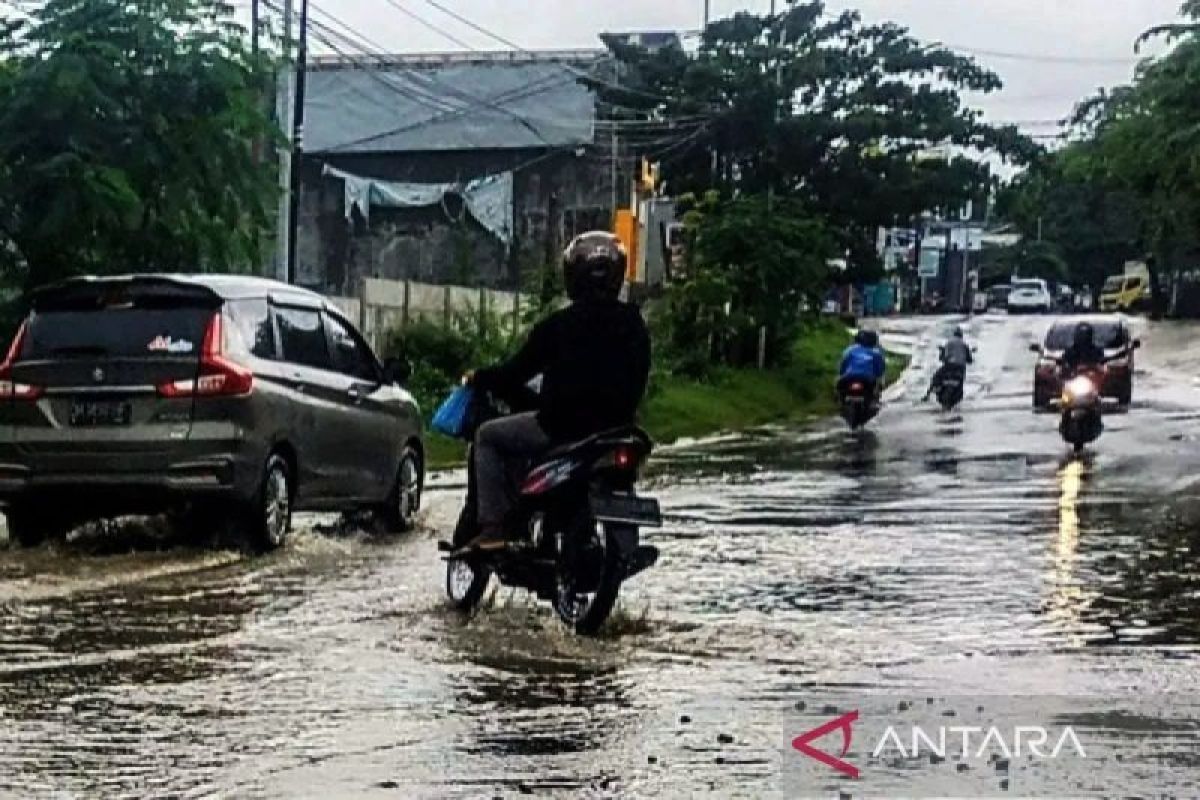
[474,411,552,529]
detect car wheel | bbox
[231,454,292,553]
[5,503,74,548]
[376,445,423,533]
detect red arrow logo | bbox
[792,710,860,779]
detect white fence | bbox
[331,278,524,350]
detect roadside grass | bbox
[641,321,856,444]
[426,431,467,471]
[423,320,910,468]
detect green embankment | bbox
[425,322,907,469]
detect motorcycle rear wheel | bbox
[554,519,625,636]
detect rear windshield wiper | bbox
[48,345,111,357]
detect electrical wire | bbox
[419,0,682,105]
[941,42,1139,66]
[378,0,477,51]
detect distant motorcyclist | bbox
[924,326,973,401]
[838,329,886,402]
[1062,322,1105,372]
[464,231,651,551]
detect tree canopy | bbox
[1000,0,1200,309]
[0,0,277,293]
[600,0,1029,365]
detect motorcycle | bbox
[1056,363,1107,454]
[439,392,662,636]
[934,368,965,411]
[839,379,879,430]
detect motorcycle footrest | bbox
[624,545,660,579]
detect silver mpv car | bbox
[0,274,424,550]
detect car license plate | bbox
[592,493,662,527]
[69,399,132,427]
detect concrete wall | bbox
[331,277,524,352]
[296,148,619,297]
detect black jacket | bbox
[1063,341,1105,371]
[473,300,652,441]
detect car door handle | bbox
[347,385,364,403]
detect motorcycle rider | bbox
[838,329,887,403]
[464,232,651,551]
[1062,321,1105,371]
[923,326,973,401]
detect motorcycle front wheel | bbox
[446,557,490,612]
[445,501,490,612]
[554,518,625,636]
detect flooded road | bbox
[2,314,1199,798]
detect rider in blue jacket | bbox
[838,330,887,400]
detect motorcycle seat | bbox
[540,425,651,461]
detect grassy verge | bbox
[642,321,851,443]
[424,321,908,469]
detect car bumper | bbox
[0,435,263,510]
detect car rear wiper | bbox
[49,345,110,357]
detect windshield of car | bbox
[1012,280,1043,292]
[1044,322,1128,350]
[1103,277,1124,292]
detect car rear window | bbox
[21,307,211,360]
[1013,281,1043,292]
[1045,323,1127,350]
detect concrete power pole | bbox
[287,0,310,285]
[274,0,295,283]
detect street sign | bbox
[917,249,940,278]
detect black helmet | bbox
[952,326,964,338]
[855,329,879,348]
[1074,322,1094,347]
[562,231,627,303]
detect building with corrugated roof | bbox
[295,50,621,296]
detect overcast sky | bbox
[301,0,1185,135]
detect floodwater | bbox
[1,314,1199,798]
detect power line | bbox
[263,0,460,114]
[378,0,477,51]
[419,0,680,105]
[942,42,1139,67]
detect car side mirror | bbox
[383,357,412,386]
[1029,343,1042,354]
[1132,338,1142,350]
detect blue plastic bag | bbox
[432,385,474,439]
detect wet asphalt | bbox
[0,313,1198,798]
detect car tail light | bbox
[157,312,253,398]
[0,321,42,401]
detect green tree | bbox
[996,145,1144,300]
[663,192,833,369]
[0,0,278,292]
[601,1,1033,272]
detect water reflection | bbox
[1046,459,1089,635]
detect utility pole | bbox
[286,0,310,285]
[251,0,260,55]
[703,0,710,28]
[274,0,295,283]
